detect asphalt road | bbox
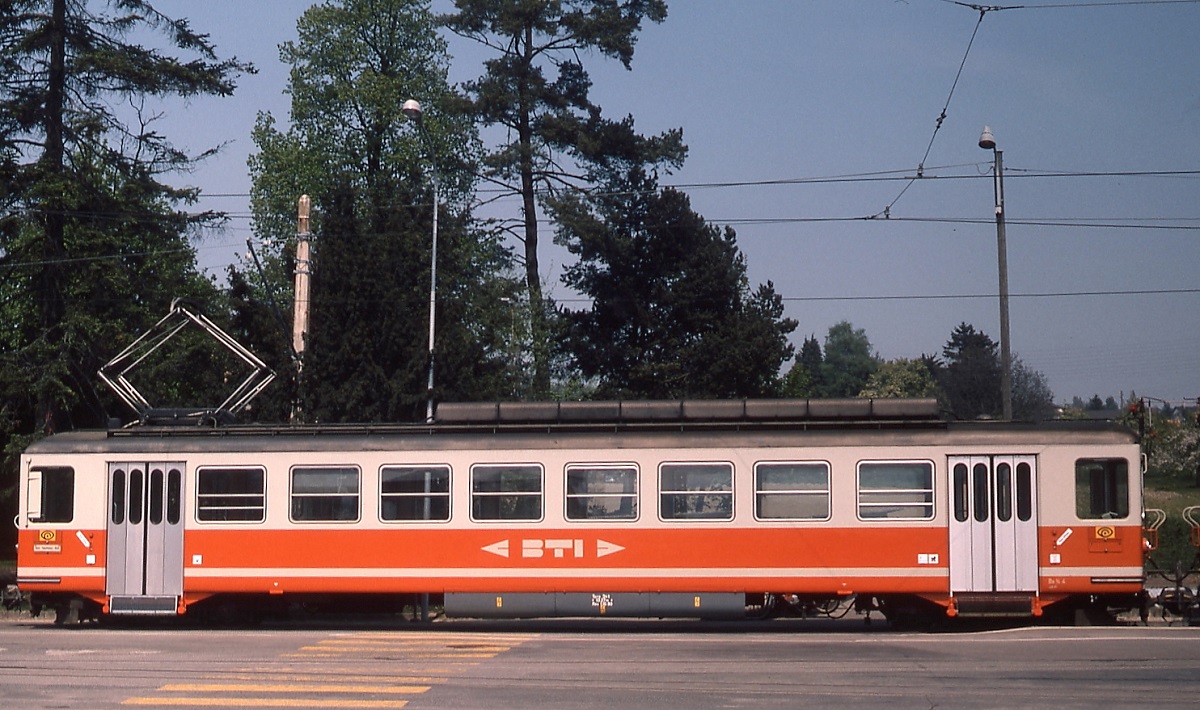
[2,614,1199,709]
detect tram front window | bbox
[1075,458,1129,520]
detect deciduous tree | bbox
[247,0,520,422]
[859,357,942,399]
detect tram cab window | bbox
[1075,458,1129,520]
[291,466,360,522]
[27,466,74,523]
[471,464,543,521]
[660,463,734,521]
[566,465,638,521]
[857,461,935,520]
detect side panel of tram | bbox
[14,430,1144,620]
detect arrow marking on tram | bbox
[596,540,624,558]
[482,540,511,558]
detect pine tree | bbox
[553,166,795,399]
[817,321,879,398]
[940,322,1002,419]
[0,0,250,553]
[0,0,251,434]
[444,0,678,395]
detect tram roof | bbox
[23,398,1137,455]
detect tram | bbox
[15,398,1146,625]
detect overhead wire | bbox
[875,4,998,218]
[941,0,1200,8]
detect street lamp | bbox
[979,126,1013,420]
[403,98,440,423]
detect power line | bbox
[549,284,1195,303]
[714,215,1200,230]
[776,287,1200,303]
[881,6,991,217]
[181,167,1200,201]
[942,0,1200,8]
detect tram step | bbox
[953,593,1035,617]
[109,595,179,615]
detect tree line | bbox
[1,1,1064,541]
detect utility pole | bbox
[979,127,1013,420]
[291,195,312,423]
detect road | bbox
[2,615,1199,709]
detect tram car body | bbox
[15,399,1146,624]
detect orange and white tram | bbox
[15,399,1147,625]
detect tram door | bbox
[106,462,185,613]
[948,456,1038,593]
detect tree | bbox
[816,321,879,398]
[859,357,943,399]
[782,335,822,397]
[247,0,520,422]
[1010,355,1055,421]
[0,0,252,432]
[939,322,1002,419]
[553,166,796,399]
[443,0,679,395]
[0,0,250,554]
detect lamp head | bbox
[402,99,423,123]
[978,126,997,150]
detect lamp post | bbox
[979,126,1013,421]
[402,99,439,424]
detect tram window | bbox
[167,468,182,525]
[149,468,165,525]
[952,463,969,523]
[660,463,733,521]
[381,465,451,522]
[111,469,126,525]
[471,464,543,521]
[128,468,144,525]
[198,467,266,522]
[857,461,934,520]
[972,463,989,522]
[1016,462,1033,522]
[1075,458,1129,520]
[566,465,638,521]
[995,463,1013,522]
[754,462,829,521]
[291,466,360,522]
[28,466,75,524]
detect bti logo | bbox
[482,538,625,559]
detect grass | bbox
[1143,478,1200,588]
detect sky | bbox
[145,0,1200,406]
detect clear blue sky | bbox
[150,0,1200,405]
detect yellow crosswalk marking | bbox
[208,674,446,684]
[158,683,429,694]
[122,631,537,708]
[123,699,408,708]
